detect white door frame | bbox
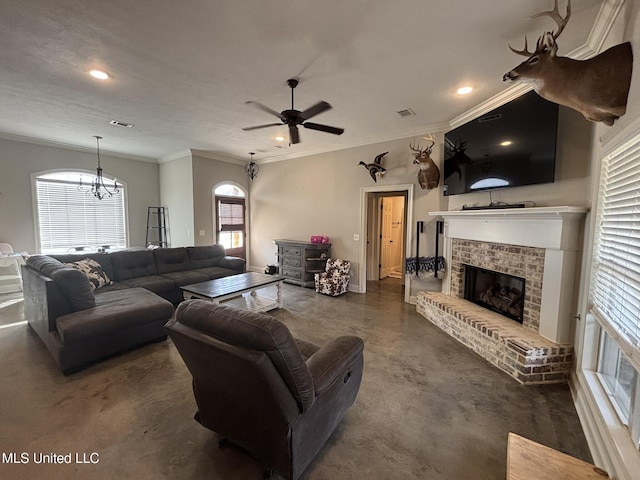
[358,184,414,303]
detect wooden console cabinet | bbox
[274,239,330,288]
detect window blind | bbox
[36,177,126,253]
[592,135,640,371]
[217,198,244,232]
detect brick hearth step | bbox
[416,291,572,384]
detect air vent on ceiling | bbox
[110,120,135,128]
[478,113,502,123]
[396,108,416,118]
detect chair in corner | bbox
[314,258,351,296]
[165,300,364,480]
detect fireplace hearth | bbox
[464,265,525,323]
[416,207,587,384]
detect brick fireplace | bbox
[416,206,587,384]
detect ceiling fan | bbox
[243,78,344,145]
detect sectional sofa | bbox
[23,245,245,374]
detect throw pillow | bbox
[65,258,112,291]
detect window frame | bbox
[31,169,129,254]
[214,193,246,259]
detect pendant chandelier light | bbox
[245,152,259,180]
[78,135,120,200]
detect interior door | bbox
[380,197,393,279]
[389,197,404,275]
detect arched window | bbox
[33,171,127,253]
[214,184,246,259]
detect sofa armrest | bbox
[218,255,246,273]
[306,336,364,396]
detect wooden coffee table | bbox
[181,272,285,313]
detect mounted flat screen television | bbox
[443,91,559,196]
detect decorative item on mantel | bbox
[245,152,259,180]
[78,135,120,200]
[410,135,440,190]
[358,152,387,182]
[503,0,633,126]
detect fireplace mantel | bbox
[427,206,588,344]
[428,206,588,250]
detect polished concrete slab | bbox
[0,280,591,479]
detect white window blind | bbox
[35,175,126,253]
[592,135,640,371]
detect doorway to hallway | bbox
[379,195,405,280]
[358,184,414,302]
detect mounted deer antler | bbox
[503,0,633,126]
[509,0,570,56]
[410,136,440,190]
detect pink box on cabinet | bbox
[310,235,329,244]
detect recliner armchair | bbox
[165,300,364,480]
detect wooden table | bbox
[181,272,284,313]
[506,432,610,480]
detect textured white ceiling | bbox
[0,0,603,163]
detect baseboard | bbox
[571,369,640,480]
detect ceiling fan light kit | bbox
[243,78,344,145]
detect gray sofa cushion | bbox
[56,288,173,345]
[187,245,225,268]
[154,247,190,274]
[193,266,239,279]
[175,300,315,412]
[110,250,157,280]
[118,275,176,295]
[26,255,66,278]
[50,267,96,311]
[159,270,210,286]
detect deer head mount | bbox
[410,136,440,190]
[503,0,633,126]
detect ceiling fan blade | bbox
[289,124,300,144]
[300,101,332,120]
[303,122,344,135]
[242,123,282,131]
[245,101,285,120]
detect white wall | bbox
[191,154,249,247]
[250,135,445,293]
[0,137,160,253]
[159,154,194,247]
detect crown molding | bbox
[190,149,247,165]
[0,131,157,163]
[157,149,192,164]
[449,0,623,130]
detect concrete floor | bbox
[0,280,591,479]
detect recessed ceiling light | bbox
[89,69,109,80]
[500,140,512,146]
[275,135,285,142]
[457,86,473,95]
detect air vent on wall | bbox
[110,120,135,128]
[478,113,502,123]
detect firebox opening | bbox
[463,265,525,323]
